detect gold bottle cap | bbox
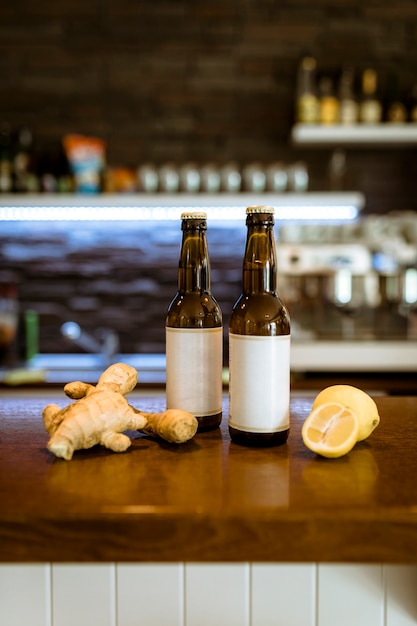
[246,205,274,214]
[181,211,207,220]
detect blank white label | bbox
[166,327,223,416]
[229,333,290,433]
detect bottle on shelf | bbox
[166,212,223,432]
[358,68,382,124]
[318,76,340,125]
[228,206,291,447]
[38,147,59,193]
[338,66,359,125]
[12,126,39,192]
[410,84,417,123]
[385,73,407,123]
[56,143,74,193]
[295,56,320,124]
[0,123,13,193]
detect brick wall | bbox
[0,0,417,212]
[1,0,417,358]
[0,220,246,356]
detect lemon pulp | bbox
[311,384,380,442]
[302,402,360,458]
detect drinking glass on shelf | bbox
[179,162,201,193]
[242,162,266,193]
[265,162,288,192]
[287,161,309,192]
[200,163,221,193]
[159,163,180,193]
[220,162,241,193]
[137,163,159,193]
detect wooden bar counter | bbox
[1,392,417,564]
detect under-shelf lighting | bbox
[0,192,363,222]
[0,203,359,222]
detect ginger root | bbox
[135,408,198,444]
[43,362,198,460]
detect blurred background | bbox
[0,0,417,204]
[0,0,416,391]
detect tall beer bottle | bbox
[229,206,291,446]
[166,212,223,431]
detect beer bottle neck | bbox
[242,218,277,294]
[178,224,210,293]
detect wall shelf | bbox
[0,192,364,222]
[291,123,417,147]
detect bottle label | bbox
[359,100,382,124]
[166,327,223,416]
[340,99,359,125]
[229,333,290,433]
[320,97,339,124]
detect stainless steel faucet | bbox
[61,321,120,366]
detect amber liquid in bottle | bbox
[228,206,291,446]
[166,212,223,431]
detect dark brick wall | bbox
[0,0,417,212]
[0,220,246,356]
[1,0,417,359]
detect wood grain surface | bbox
[1,392,417,563]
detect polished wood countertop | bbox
[1,391,417,563]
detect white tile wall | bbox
[1,563,417,626]
[318,564,384,626]
[185,563,250,626]
[117,563,183,626]
[385,565,417,626]
[51,563,116,626]
[0,563,50,626]
[252,563,316,626]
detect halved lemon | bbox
[311,384,380,442]
[302,402,360,458]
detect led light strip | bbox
[0,204,359,222]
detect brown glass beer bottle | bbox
[228,206,291,446]
[166,212,223,431]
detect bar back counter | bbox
[1,391,417,625]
